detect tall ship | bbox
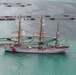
[4,15,69,53]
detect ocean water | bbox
[0,1,76,75]
[0,41,76,75]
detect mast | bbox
[17,15,22,46]
[38,15,44,48]
[55,22,59,47]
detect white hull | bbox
[4,45,69,54]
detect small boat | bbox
[4,15,69,53]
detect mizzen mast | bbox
[55,22,59,47]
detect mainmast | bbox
[17,15,22,46]
[55,22,59,47]
[38,15,44,48]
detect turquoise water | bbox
[0,1,76,75]
[0,41,76,75]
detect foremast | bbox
[17,15,22,46]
